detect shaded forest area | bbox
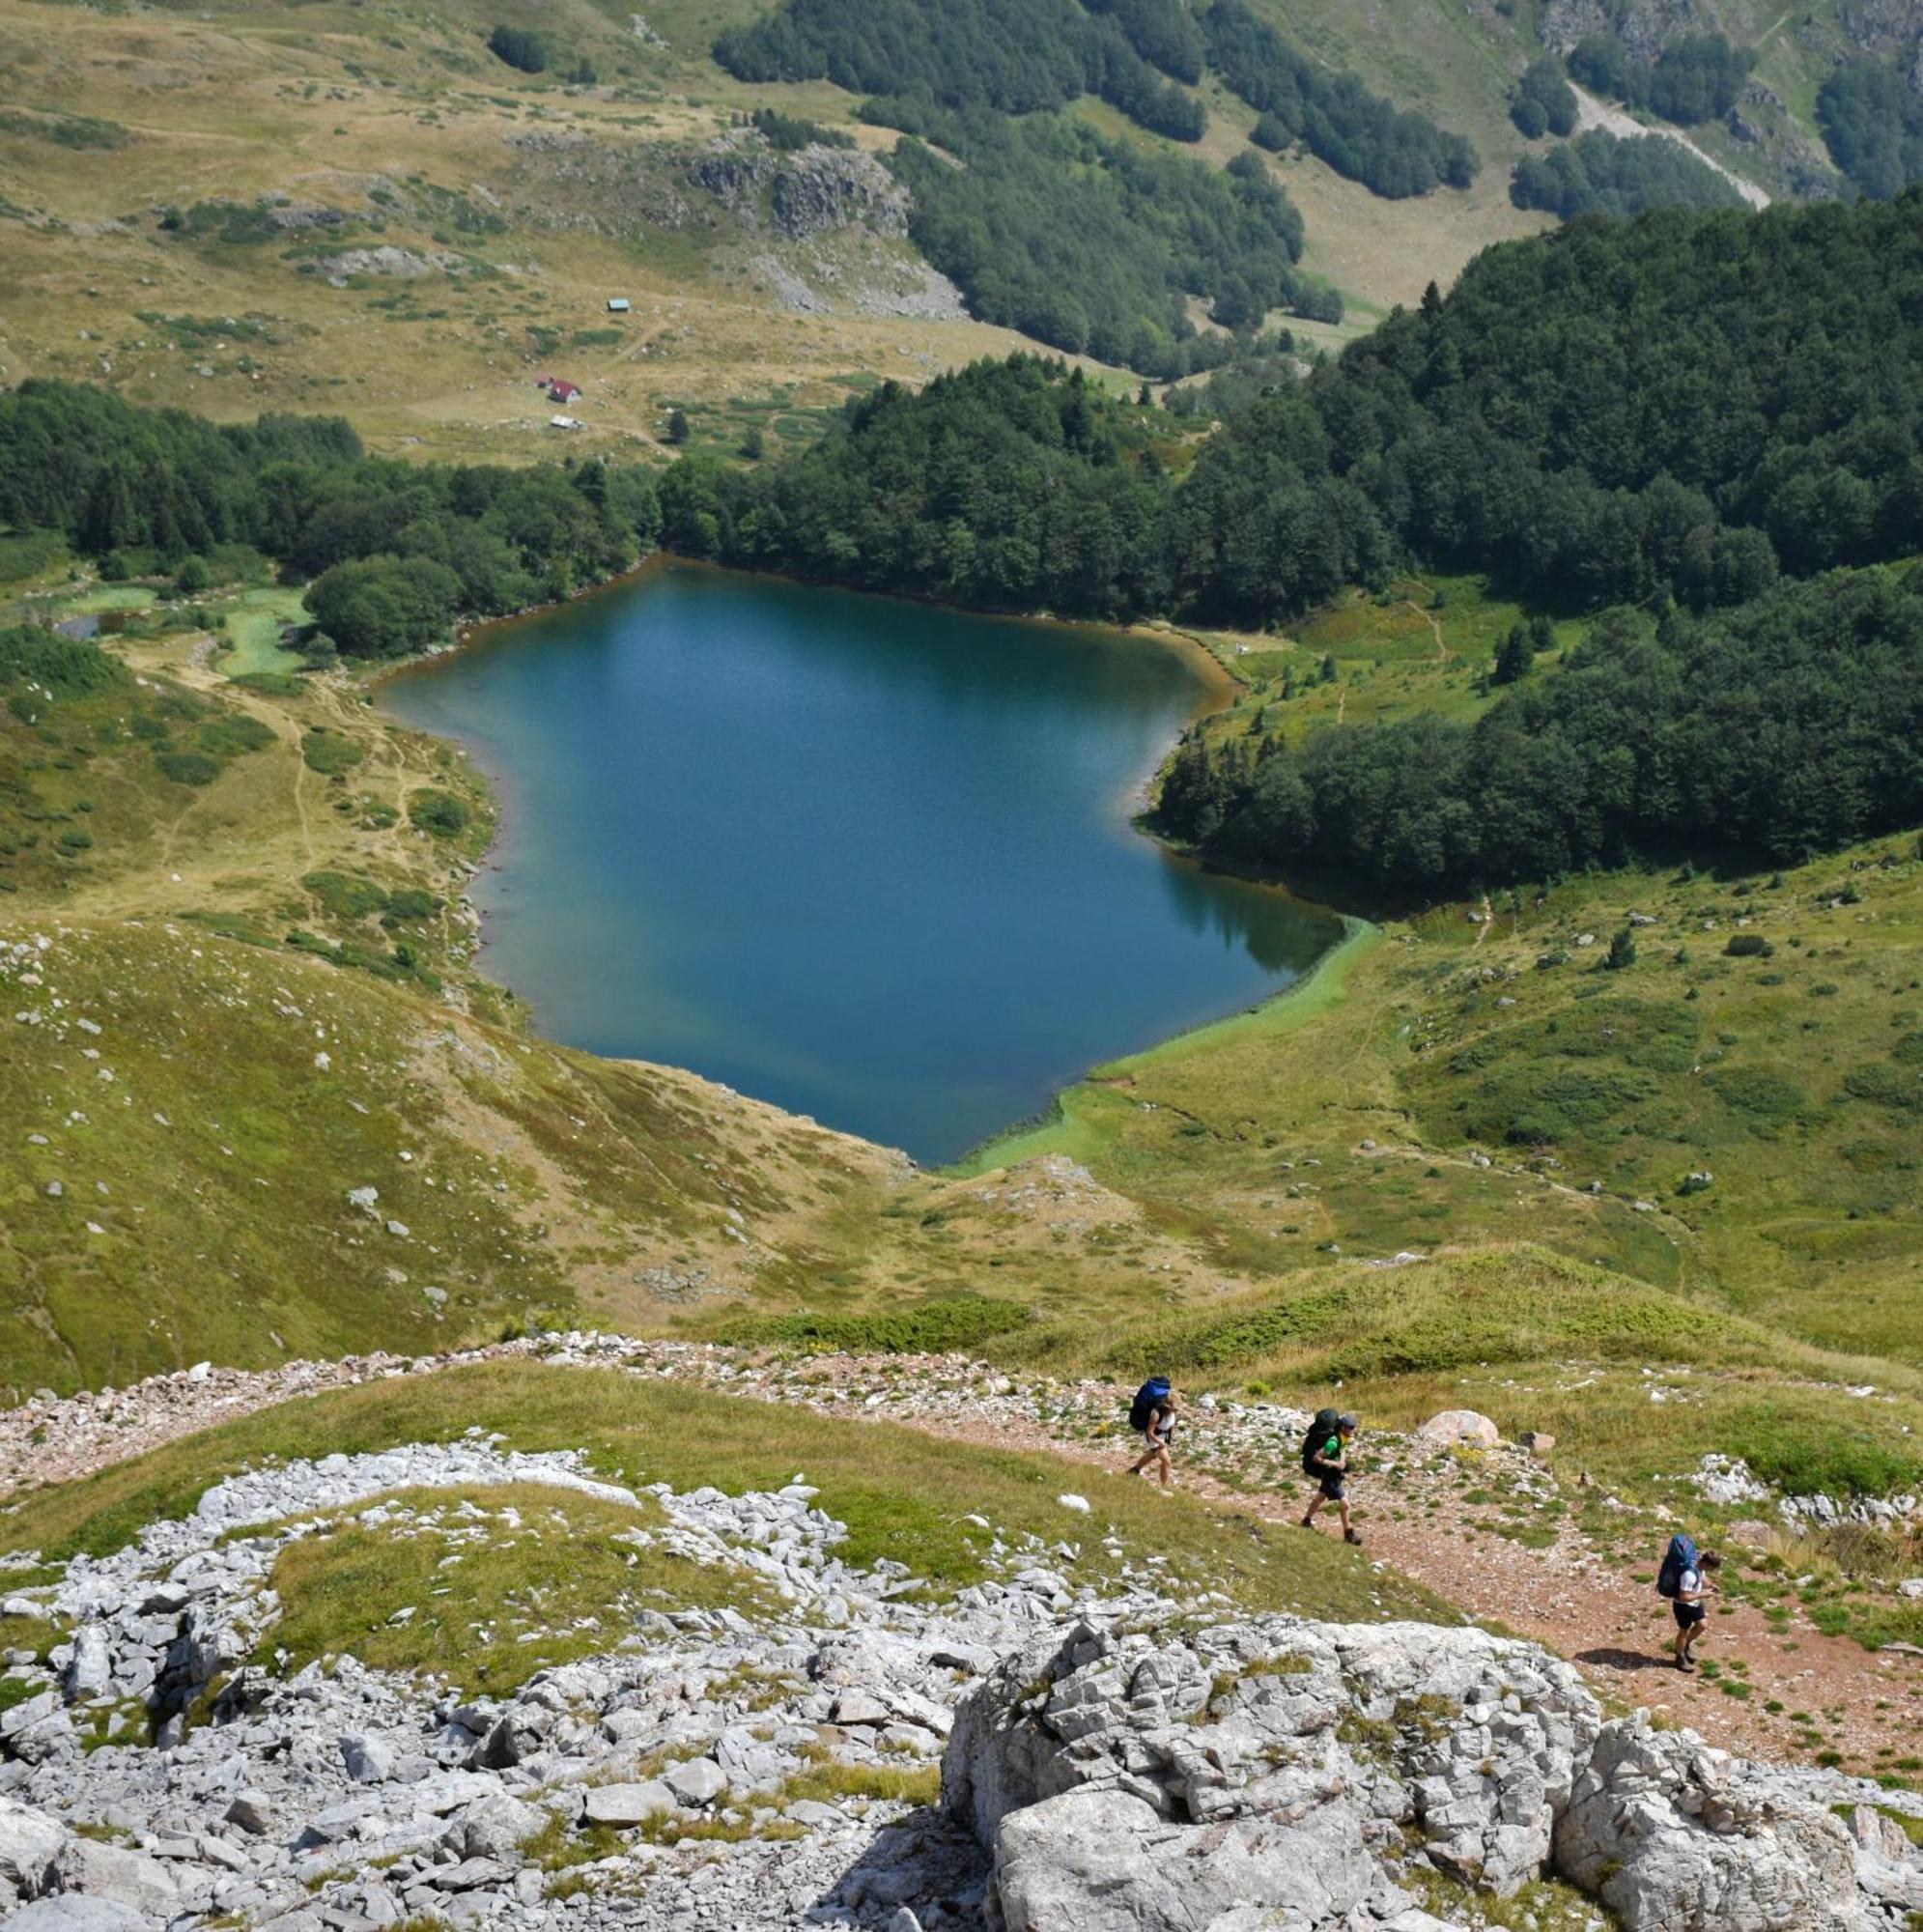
[1819,57,1923,200]
[887,110,1324,373]
[1203,0,1478,198]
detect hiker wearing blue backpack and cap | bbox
[1657,1533,1722,1671]
[1125,1376,1180,1488]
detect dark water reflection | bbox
[382,564,1339,1160]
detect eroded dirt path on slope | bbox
[3,1339,1915,1774]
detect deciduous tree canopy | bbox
[1510,130,1744,218]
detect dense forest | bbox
[1156,571,1923,895]
[658,196,1923,631]
[714,0,1203,140]
[887,110,1321,370]
[0,384,660,657]
[1176,196,1923,620]
[653,358,1174,618]
[1567,33,1754,128]
[1510,130,1744,216]
[1204,0,1478,198]
[1818,57,1923,200]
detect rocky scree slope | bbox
[0,1399,1918,1928]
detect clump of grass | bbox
[302,727,364,775]
[778,1745,941,1808]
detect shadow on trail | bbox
[1575,1646,1676,1673]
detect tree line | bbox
[1818,58,1923,200]
[1566,33,1754,128]
[1202,0,1478,198]
[651,196,1923,634]
[1154,571,1923,895]
[0,383,660,659]
[715,0,1203,141]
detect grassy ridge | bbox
[0,1361,1445,1629]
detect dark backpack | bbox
[1656,1532,1700,1599]
[1129,1378,1173,1433]
[1302,1406,1343,1475]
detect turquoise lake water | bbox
[381,564,1338,1161]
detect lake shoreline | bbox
[377,559,1344,1163]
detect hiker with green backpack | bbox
[1301,1408,1363,1545]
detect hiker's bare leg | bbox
[1156,1444,1173,1488]
[1338,1497,1352,1536]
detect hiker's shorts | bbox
[1673,1602,1706,1630]
[1318,1472,1346,1501]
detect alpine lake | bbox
[381,563,1339,1162]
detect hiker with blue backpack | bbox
[1125,1376,1180,1488]
[1657,1533,1722,1671]
[1300,1408,1364,1546]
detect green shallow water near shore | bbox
[382,563,1339,1161]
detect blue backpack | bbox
[1129,1378,1172,1432]
[1656,1532,1699,1599]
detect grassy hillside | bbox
[0,0,1041,461]
[0,0,1684,455]
[953,817,1923,1365]
[0,601,908,1398]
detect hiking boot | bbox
[1677,1657,1697,1673]
[1299,1515,1315,1529]
[1343,1528,1363,1546]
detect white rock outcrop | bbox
[946,1616,1598,1928]
[945,1616,1923,1932]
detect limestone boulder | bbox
[1414,1410,1501,1451]
[944,1614,1600,1927]
[1554,1718,1886,1932]
[0,1793,67,1899]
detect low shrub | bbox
[155,751,219,786]
[409,788,470,838]
[301,870,389,921]
[302,728,364,776]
